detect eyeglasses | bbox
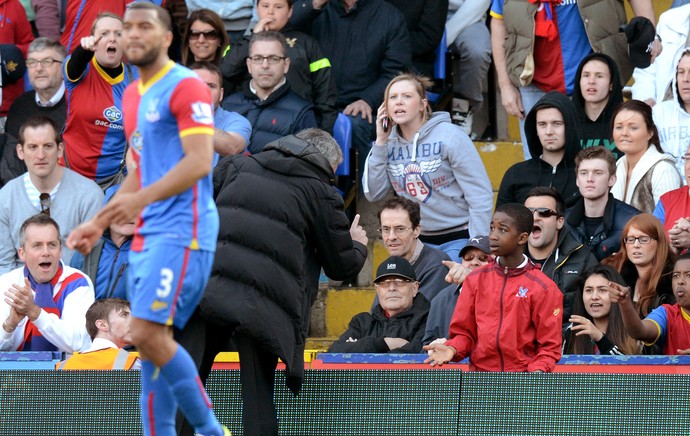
[623,235,654,245]
[26,58,62,68]
[680,155,690,162]
[377,226,412,237]
[375,278,413,288]
[248,55,287,65]
[463,253,489,262]
[39,193,50,216]
[189,30,219,41]
[527,207,559,218]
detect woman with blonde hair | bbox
[603,213,676,319]
[363,73,493,260]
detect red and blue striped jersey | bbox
[63,58,136,180]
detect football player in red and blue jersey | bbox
[67,3,228,436]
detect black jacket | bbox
[221,29,338,133]
[291,0,411,109]
[221,80,318,154]
[1,91,67,186]
[532,229,599,327]
[329,294,430,353]
[566,194,641,261]
[383,0,448,77]
[571,52,624,159]
[497,91,581,208]
[619,261,676,318]
[201,135,367,392]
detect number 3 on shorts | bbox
[156,268,175,298]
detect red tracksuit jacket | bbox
[446,256,563,372]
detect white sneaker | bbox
[451,98,473,136]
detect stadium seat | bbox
[333,112,356,212]
[333,112,351,176]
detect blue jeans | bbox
[518,84,547,160]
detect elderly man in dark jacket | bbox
[179,128,367,436]
[329,256,429,353]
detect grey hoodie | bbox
[364,111,492,237]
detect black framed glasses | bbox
[189,30,219,41]
[623,236,654,245]
[39,193,50,216]
[25,58,62,68]
[248,55,287,65]
[527,207,559,218]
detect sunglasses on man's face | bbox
[527,207,559,218]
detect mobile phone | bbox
[382,117,390,132]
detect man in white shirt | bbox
[0,214,94,352]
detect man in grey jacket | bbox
[0,116,102,273]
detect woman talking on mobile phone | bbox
[363,73,493,261]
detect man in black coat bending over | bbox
[178,128,368,436]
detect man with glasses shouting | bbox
[524,186,598,331]
[329,255,429,353]
[221,31,317,153]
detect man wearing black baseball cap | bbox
[328,256,430,353]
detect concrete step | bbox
[305,337,338,352]
[474,140,524,200]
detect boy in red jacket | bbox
[424,203,564,372]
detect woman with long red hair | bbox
[603,213,676,320]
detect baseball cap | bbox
[460,235,490,257]
[622,17,655,69]
[0,44,25,85]
[374,256,417,283]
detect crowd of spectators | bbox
[0,0,690,381]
